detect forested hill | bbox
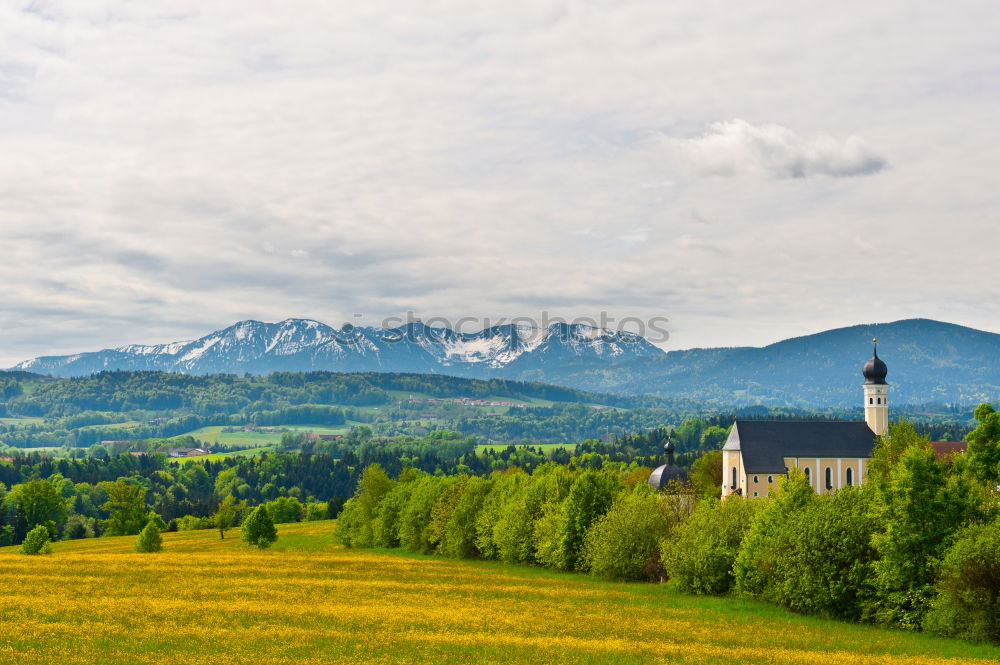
[0,371,640,418]
[7,318,1000,407]
[546,318,1000,406]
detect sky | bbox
[2,1,999,366]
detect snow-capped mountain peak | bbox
[10,318,665,378]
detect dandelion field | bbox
[0,522,997,665]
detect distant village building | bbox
[719,339,895,498]
[930,441,968,463]
[303,433,344,441]
[167,447,210,458]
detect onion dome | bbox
[648,436,688,490]
[862,337,888,385]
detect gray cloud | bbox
[667,119,888,179]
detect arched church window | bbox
[804,466,811,486]
[846,467,854,486]
[825,467,833,490]
[753,475,759,483]
[767,475,774,484]
[869,397,873,405]
[731,467,737,490]
[877,397,881,404]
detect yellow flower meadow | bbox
[0,522,996,665]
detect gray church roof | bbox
[728,420,878,473]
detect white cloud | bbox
[668,119,887,179]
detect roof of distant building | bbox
[930,441,967,462]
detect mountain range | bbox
[9,318,1000,407]
[10,319,658,378]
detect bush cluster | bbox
[335,462,691,580]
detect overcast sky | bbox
[2,1,999,366]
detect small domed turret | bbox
[648,434,687,490]
[862,337,888,385]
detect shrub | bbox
[20,525,52,555]
[733,469,814,597]
[556,470,620,570]
[763,487,879,619]
[176,515,213,531]
[371,478,418,548]
[532,501,565,569]
[63,515,94,540]
[304,502,328,521]
[334,464,393,547]
[438,476,493,559]
[926,520,1000,644]
[333,498,361,547]
[265,497,304,524]
[135,521,163,553]
[146,512,167,532]
[665,496,760,595]
[475,470,527,560]
[869,444,985,628]
[241,505,278,549]
[492,467,574,565]
[399,476,455,554]
[581,485,674,581]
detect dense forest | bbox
[0,370,980,453]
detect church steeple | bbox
[862,337,889,435]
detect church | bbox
[719,340,889,498]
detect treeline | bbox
[2,370,645,420]
[335,406,1000,645]
[0,428,631,547]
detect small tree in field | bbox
[241,505,277,549]
[135,521,163,553]
[214,495,237,540]
[20,524,52,555]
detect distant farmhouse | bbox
[167,447,210,458]
[715,339,965,499]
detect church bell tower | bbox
[862,337,889,436]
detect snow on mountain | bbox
[9,318,665,378]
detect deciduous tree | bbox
[241,505,277,549]
[101,481,148,536]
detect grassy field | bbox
[167,445,279,464]
[0,523,996,665]
[176,423,355,446]
[0,416,45,427]
[477,442,576,452]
